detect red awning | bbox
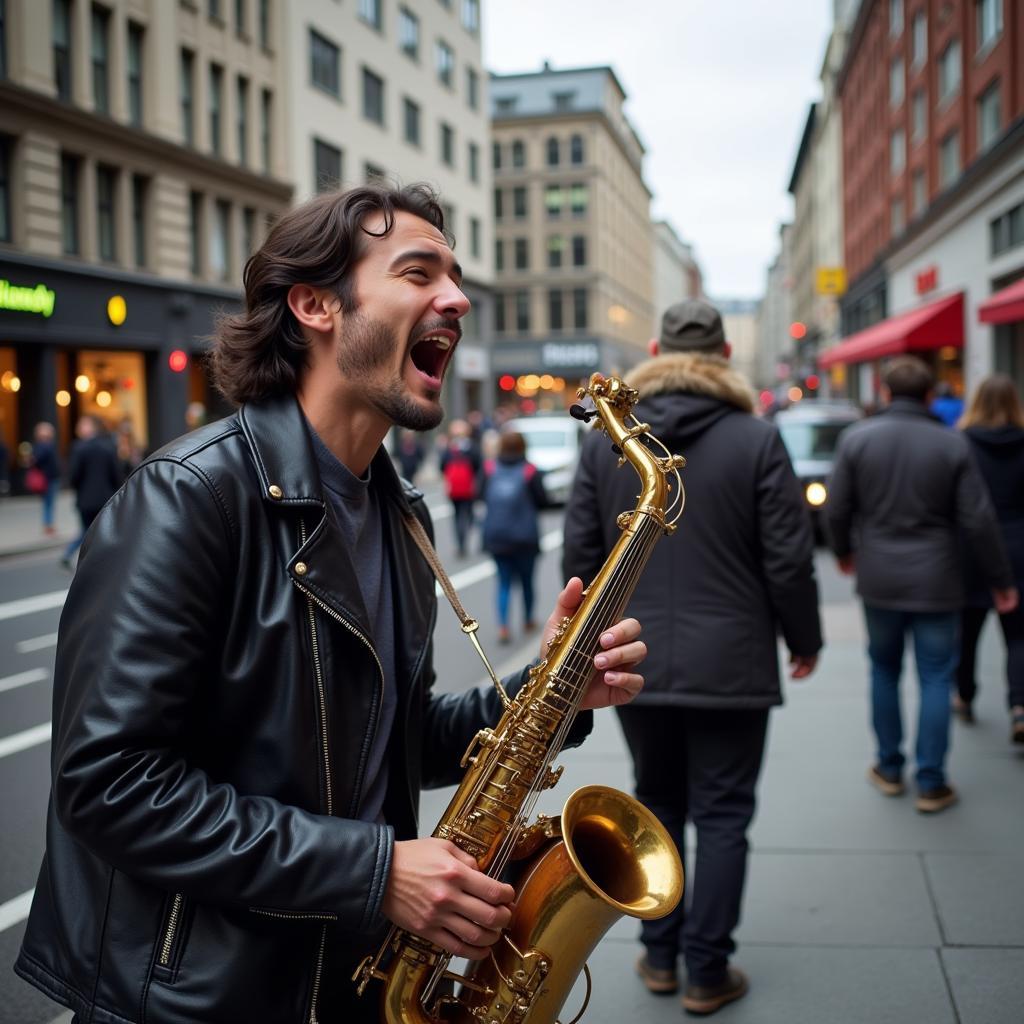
[978,278,1024,325]
[818,292,964,369]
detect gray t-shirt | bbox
[308,425,397,824]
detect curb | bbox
[0,539,69,561]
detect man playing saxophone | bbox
[15,185,647,1024]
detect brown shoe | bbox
[915,784,958,814]
[682,967,749,1016]
[636,954,678,994]
[952,696,975,724]
[867,764,905,796]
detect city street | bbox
[1,484,1022,1023]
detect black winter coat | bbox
[562,353,822,709]
[68,433,123,514]
[15,395,590,1024]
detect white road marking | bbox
[0,722,51,759]
[16,632,59,653]
[0,668,48,694]
[0,590,67,623]
[0,889,34,933]
[436,528,563,596]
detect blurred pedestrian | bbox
[29,422,61,535]
[954,374,1024,743]
[563,298,822,1016]
[0,434,10,496]
[395,427,425,482]
[440,418,480,557]
[482,430,549,643]
[60,415,123,570]
[826,356,1018,814]
[115,417,144,478]
[930,381,964,427]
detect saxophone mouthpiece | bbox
[569,403,598,423]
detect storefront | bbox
[0,254,239,485]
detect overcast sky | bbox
[482,0,834,301]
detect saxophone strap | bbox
[400,509,512,709]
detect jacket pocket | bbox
[151,893,189,982]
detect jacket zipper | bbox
[158,893,184,968]
[294,518,386,1024]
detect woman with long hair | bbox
[956,374,1024,743]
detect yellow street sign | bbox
[816,267,847,296]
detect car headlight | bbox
[805,482,827,507]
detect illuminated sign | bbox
[915,266,939,295]
[107,295,127,326]
[816,267,847,296]
[0,279,56,318]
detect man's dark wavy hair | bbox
[209,183,451,405]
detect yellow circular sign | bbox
[107,294,127,326]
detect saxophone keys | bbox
[542,764,564,789]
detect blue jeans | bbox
[493,550,537,629]
[41,479,60,528]
[864,606,959,791]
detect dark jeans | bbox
[957,604,1024,709]
[864,605,958,790]
[451,498,475,556]
[493,550,537,629]
[615,704,769,987]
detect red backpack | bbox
[444,453,476,500]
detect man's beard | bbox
[336,311,444,431]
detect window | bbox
[54,0,72,102]
[127,23,143,125]
[515,290,530,332]
[939,130,960,188]
[494,239,504,271]
[260,88,272,172]
[208,0,221,19]
[495,96,517,113]
[440,122,455,166]
[403,97,420,145]
[466,67,479,110]
[365,162,386,184]
[911,89,927,142]
[131,174,147,268]
[547,236,564,268]
[258,0,270,49]
[494,294,506,333]
[546,137,559,167]
[990,201,1024,257]
[96,164,117,262]
[553,91,575,111]
[572,235,586,267]
[362,67,385,125]
[310,30,340,97]
[313,138,341,193]
[235,0,246,37]
[469,216,480,259]
[976,0,1002,50]
[545,185,563,219]
[461,0,479,33]
[189,190,202,275]
[493,188,503,220]
[236,76,249,165]
[572,288,588,330]
[511,139,525,168]
[209,64,223,156]
[468,141,479,182]
[890,57,904,107]
[889,0,903,35]
[570,134,584,164]
[512,186,527,218]
[359,0,382,31]
[440,202,454,237]
[0,136,10,242]
[570,183,588,216]
[891,196,905,234]
[242,206,255,258]
[890,128,905,174]
[938,39,961,103]
[435,40,454,87]
[514,237,528,270]
[399,7,419,59]
[211,198,231,281]
[912,169,927,215]
[978,79,1001,151]
[548,289,563,331]
[492,141,501,170]
[911,11,927,68]
[90,4,109,113]
[60,152,79,254]
[180,49,195,145]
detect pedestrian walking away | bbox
[954,374,1024,743]
[481,429,550,643]
[60,415,124,570]
[440,417,481,556]
[28,421,62,534]
[563,297,822,1016]
[826,356,1018,815]
[14,184,649,1024]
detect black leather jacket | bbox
[16,396,587,1023]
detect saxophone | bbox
[354,373,686,1024]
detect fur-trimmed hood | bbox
[622,352,756,447]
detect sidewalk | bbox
[0,492,77,559]
[420,567,1024,1024]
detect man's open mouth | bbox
[410,330,457,384]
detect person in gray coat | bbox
[563,299,822,1017]
[826,356,1017,815]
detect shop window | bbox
[76,350,149,452]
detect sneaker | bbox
[1011,709,1024,745]
[636,954,678,995]
[682,967,749,1016]
[952,696,975,724]
[916,784,958,814]
[867,765,905,797]
[497,626,511,644]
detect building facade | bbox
[651,219,704,336]
[0,0,292,472]
[489,63,654,413]
[755,223,794,393]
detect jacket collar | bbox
[883,396,941,421]
[624,352,755,412]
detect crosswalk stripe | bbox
[0,889,34,933]
[0,722,51,759]
[0,669,48,694]
[435,528,563,596]
[0,590,67,623]
[16,632,59,654]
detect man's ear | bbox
[648,338,660,357]
[287,285,338,336]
